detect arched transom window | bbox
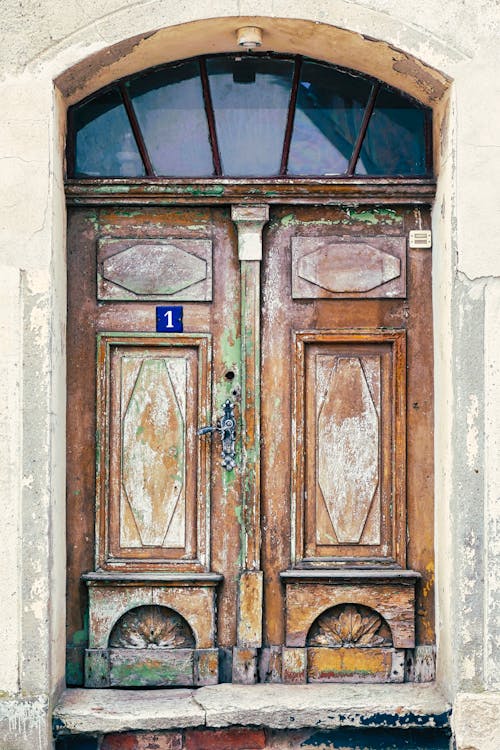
[68,54,432,179]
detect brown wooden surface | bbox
[292,236,406,298]
[67,199,435,684]
[65,178,436,206]
[66,206,242,659]
[97,334,210,570]
[293,330,406,566]
[284,580,416,648]
[261,205,434,648]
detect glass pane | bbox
[356,85,427,175]
[288,61,372,176]
[73,89,145,177]
[206,56,294,177]
[127,61,214,177]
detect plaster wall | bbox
[0,2,498,748]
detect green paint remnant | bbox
[279,207,402,228]
[281,213,296,227]
[110,656,192,685]
[234,503,246,567]
[348,210,379,225]
[136,425,144,437]
[65,655,84,686]
[71,612,89,645]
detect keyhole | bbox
[225,370,235,381]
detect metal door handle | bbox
[198,400,237,471]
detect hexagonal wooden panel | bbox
[97,238,212,301]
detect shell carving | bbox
[109,605,195,649]
[307,604,392,648]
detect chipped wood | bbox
[237,571,263,648]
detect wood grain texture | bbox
[317,356,379,545]
[284,580,416,649]
[86,581,217,650]
[237,571,263,648]
[108,605,195,649]
[98,238,212,301]
[292,236,406,298]
[293,329,406,566]
[307,604,392,648]
[97,333,211,570]
[67,201,435,685]
[307,647,403,683]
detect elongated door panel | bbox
[96,334,211,571]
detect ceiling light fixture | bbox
[236,26,263,49]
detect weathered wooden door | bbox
[66,199,434,687]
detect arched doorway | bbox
[65,51,435,688]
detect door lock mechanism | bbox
[198,400,237,471]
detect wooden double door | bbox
[67,200,434,686]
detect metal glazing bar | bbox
[279,56,302,176]
[118,82,155,177]
[199,57,222,177]
[347,82,380,176]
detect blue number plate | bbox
[156,306,183,333]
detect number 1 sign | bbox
[156,306,183,333]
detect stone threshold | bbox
[53,683,451,736]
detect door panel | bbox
[293,330,405,565]
[97,334,211,570]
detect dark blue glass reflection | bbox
[127,61,214,177]
[69,56,431,179]
[357,85,428,175]
[73,90,144,178]
[288,61,372,175]
[206,56,294,176]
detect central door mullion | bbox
[231,204,269,683]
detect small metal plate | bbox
[409,230,432,249]
[156,306,183,332]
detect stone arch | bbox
[54,15,450,110]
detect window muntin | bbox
[126,61,214,177]
[288,60,372,176]
[68,55,432,179]
[73,89,145,178]
[206,56,295,177]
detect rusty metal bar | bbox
[118,82,155,177]
[279,56,302,176]
[199,57,222,177]
[347,82,380,176]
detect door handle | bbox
[198,400,237,471]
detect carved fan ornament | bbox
[307,604,392,648]
[109,605,195,649]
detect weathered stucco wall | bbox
[0,2,498,748]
